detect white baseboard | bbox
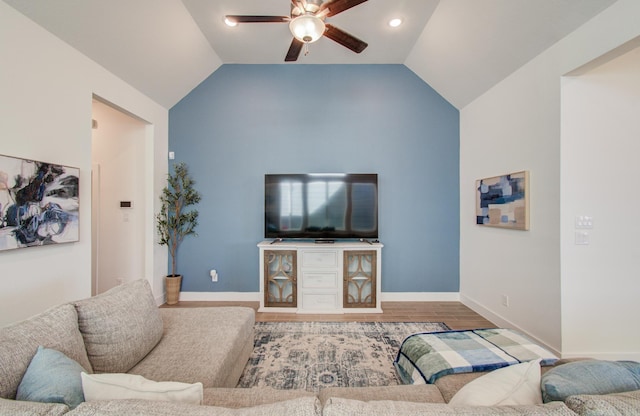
[460,294,561,358]
[176,292,459,302]
[178,292,261,302]
[380,292,460,302]
[561,351,640,361]
[154,294,165,306]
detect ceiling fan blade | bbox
[285,38,304,62]
[324,24,368,54]
[319,0,368,17]
[225,15,289,23]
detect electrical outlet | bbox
[210,269,218,282]
[501,294,509,307]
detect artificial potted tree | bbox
[156,162,201,305]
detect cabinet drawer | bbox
[301,293,339,310]
[302,272,337,289]
[302,250,338,267]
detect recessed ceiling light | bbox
[389,18,402,28]
[224,17,237,27]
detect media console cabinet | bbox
[258,241,383,313]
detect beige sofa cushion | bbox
[68,397,321,415]
[0,303,92,399]
[318,384,445,407]
[0,397,70,416]
[322,398,576,415]
[202,387,314,408]
[434,372,487,402]
[564,389,640,416]
[129,307,254,388]
[74,279,163,373]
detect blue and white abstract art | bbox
[476,171,529,230]
[0,154,79,251]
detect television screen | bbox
[265,173,378,240]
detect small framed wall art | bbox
[476,170,529,230]
[0,154,79,251]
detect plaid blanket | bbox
[394,328,558,384]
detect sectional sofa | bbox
[1,279,638,415]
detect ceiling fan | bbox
[225,0,369,62]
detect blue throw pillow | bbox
[541,359,640,403]
[16,346,85,409]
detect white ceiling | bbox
[3,0,617,109]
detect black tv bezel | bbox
[264,173,378,240]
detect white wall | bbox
[0,2,168,326]
[460,0,640,357]
[460,45,564,353]
[91,100,147,294]
[560,45,640,360]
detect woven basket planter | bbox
[165,275,182,305]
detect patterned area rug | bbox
[237,321,449,392]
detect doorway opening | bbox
[91,97,149,295]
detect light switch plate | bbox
[575,231,589,245]
[575,216,593,229]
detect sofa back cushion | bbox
[318,384,445,408]
[0,303,92,399]
[74,279,163,373]
[0,397,70,416]
[322,398,576,416]
[69,397,321,416]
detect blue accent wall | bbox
[169,64,459,293]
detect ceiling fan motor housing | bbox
[291,0,323,17]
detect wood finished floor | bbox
[164,301,496,331]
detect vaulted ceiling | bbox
[3,0,617,109]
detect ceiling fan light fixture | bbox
[224,17,238,27]
[289,14,325,43]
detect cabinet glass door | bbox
[264,250,297,307]
[343,250,376,308]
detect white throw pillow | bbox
[81,373,203,405]
[448,359,543,406]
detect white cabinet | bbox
[258,241,383,313]
[299,249,340,313]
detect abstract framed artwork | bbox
[0,154,79,251]
[476,170,529,230]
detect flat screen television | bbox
[265,173,378,240]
